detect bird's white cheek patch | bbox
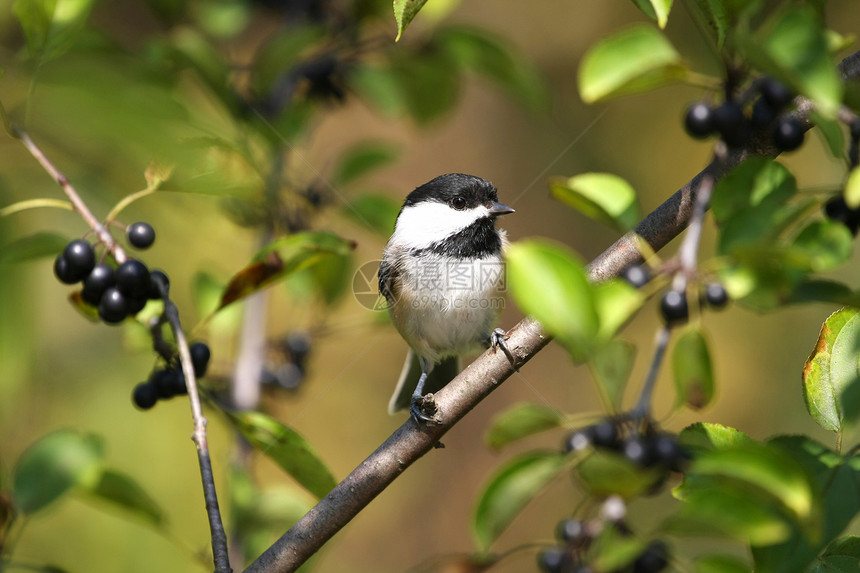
[392,202,490,250]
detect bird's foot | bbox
[491,328,518,370]
[410,393,441,425]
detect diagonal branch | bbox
[244,51,860,573]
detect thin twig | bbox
[13,128,128,264]
[159,281,233,573]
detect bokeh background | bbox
[2,1,860,571]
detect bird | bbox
[378,173,515,423]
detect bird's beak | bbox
[488,202,515,216]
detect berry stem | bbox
[672,174,714,293]
[13,127,128,264]
[632,326,671,420]
[155,280,232,573]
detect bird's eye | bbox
[451,196,466,210]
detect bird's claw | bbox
[410,393,441,425]
[491,328,518,370]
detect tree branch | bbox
[241,50,860,572]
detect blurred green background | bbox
[2,1,860,571]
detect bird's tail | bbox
[388,350,461,414]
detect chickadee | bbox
[378,173,515,423]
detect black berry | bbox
[82,264,116,306]
[772,118,804,152]
[750,98,776,129]
[286,332,311,370]
[621,265,650,289]
[712,101,749,147]
[824,196,860,236]
[592,420,620,449]
[684,103,714,139]
[151,369,175,399]
[116,259,151,299]
[565,427,595,453]
[148,269,169,299]
[623,437,655,467]
[556,519,585,543]
[167,369,187,395]
[54,254,80,285]
[633,540,669,573]
[660,290,689,325]
[127,222,156,249]
[98,287,128,324]
[126,295,149,316]
[759,78,793,110]
[537,547,571,573]
[189,342,211,377]
[704,282,729,308]
[133,382,158,410]
[62,240,96,278]
[652,434,690,472]
[850,118,860,142]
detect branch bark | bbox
[244,51,860,573]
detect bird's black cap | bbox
[402,173,500,211]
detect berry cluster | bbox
[262,332,312,391]
[133,342,211,410]
[53,222,165,324]
[621,265,729,325]
[565,419,691,475]
[684,78,803,152]
[538,517,670,573]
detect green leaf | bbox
[758,5,843,117]
[788,280,860,307]
[665,486,793,545]
[228,411,337,500]
[695,554,751,573]
[812,111,845,160]
[85,469,164,526]
[589,525,646,571]
[435,26,549,110]
[549,173,639,232]
[332,142,400,187]
[218,231,354,311]
[678,422,754,457]
[347,64,409,118]
[393,0,429,41]
[0,232,68,265]
[342,194,401,236]
[13,430,104,514]
[506,240,599,361]
[483,403,564,451]
[692,445,819,529]
[803,308,860,432]
[13,0,96,62]
[685,0,731,48]
[672,327,715,411]
[578,24,684,103]
[576,450,663,498]
[630,0,674,28]
[589,339,636,411]
[792,220,853,272]
[472,451,566,550]
[592,279,645,342]
[753,437,860,572]
[391,53,461,124]
[809,536,860,573]
[169,28,236,111]
[711,157,796,225]
[844,167,860,209]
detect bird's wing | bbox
[388,350,461,414]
